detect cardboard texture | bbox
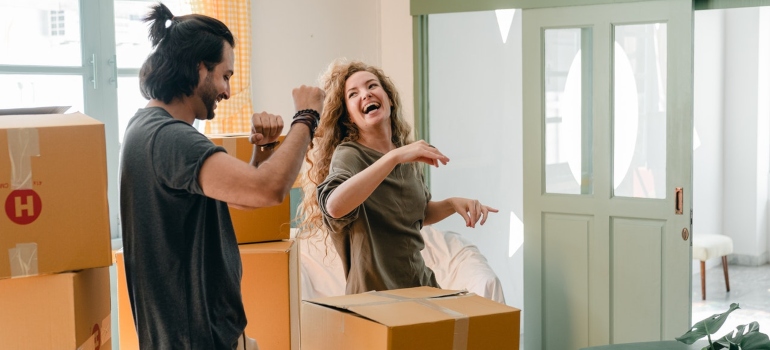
[208,134,291,243]
[241,240,300,350]
[115,249,138,350]
[301,286,521,350]
[0,267,112,349]
[116,240,299,350]
[0,112,111,280]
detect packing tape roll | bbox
[77,314,111,350]
[8,242,38,277]
[7,128,40,190]
[370,291,470,350]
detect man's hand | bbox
[250,112,283,145]
[292,85,325,116]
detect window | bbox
[0,0,191,241]
[50,10,66,36]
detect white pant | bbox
[236,333,259,350]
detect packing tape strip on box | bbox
[371,291,470,350]
[77,314,111,350]
[8,243,38,277]
[6,128,41,278]
[7,128,40,190]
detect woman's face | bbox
[344,70,392,131]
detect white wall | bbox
[722,7,770,266]
[380,0,415,132]
[760,7,770,261]
[427,10,524,311]
[693,10,725,271]
[251,0,381,125]
[250,0,414,131]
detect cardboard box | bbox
[0,112,111,280]
[0,267,111,349]
[115,249,138,350]
[116,240,299,350]
[301,287,521,350]
[208,134,291,243]
[241,240,300,350]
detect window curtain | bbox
[191,0,253,134]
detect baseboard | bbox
[728,252,769,266]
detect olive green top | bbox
[317,141,440,294]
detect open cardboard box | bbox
[301,286,521,350]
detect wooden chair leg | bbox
[722,256,730,292]
[700,261,706,300]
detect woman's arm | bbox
[424,197,499,227]
[325,140,449,218]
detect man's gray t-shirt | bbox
[120,107,246,349]
[317,141,440,294]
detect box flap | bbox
[207,132,250,138]
[0,112,102,129]
[305,286,468,326]
[0,106,71,115]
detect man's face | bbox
[196,42,235,120]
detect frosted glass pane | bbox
[0,74,83,113]
[115,0,191,69]
[613,23,667,198]
[544,28,593,195]
[0,1,81,66]
[427,9,523,307]
[117,77,147,143]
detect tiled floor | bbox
[111,263,768,349]
[691,263,770,339]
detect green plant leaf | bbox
[710,322,770,350]
[677,303,741,344]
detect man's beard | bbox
[200,75,218,120]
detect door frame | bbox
[410,0,770,143]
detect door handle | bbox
[675,187,683,215]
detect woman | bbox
[298,60,497,295]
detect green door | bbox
[523,1,693,348]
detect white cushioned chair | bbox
[294,226,506,304]
[692,233,733,300]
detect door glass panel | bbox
[115,0,192,69]
[0,74,83,113]
[545,28,593,194]
[613,23,667,198]
[0,1,81,66]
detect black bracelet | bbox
[291,116,317,139]
[257,140,280,151]
[293,109,320,121]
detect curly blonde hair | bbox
[296,59,413,239]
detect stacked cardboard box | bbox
[0,111,113,349]
[117,133,299,350]
[208,134,291,244]
[117,241,300,350]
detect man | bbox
[119,3,323,349]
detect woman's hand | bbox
[448,197,499,228]
[389,140,449,167]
